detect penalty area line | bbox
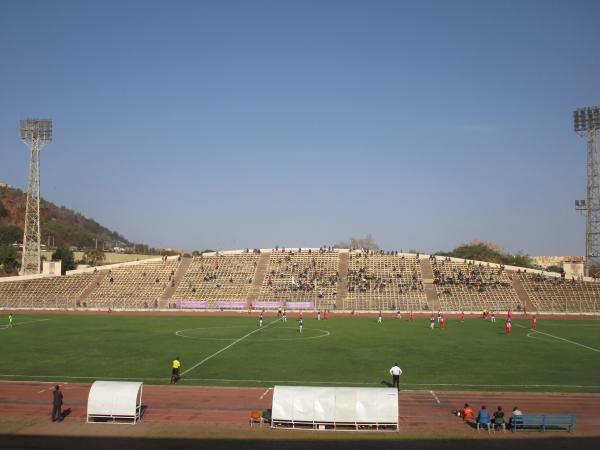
[515,323,600,353]
[180,317,283,377]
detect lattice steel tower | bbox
[19,119,52,275]
[574,107,600,278]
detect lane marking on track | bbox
[516,323,600,353]
[0,319,51,330]
[180,317,283,377]
[259,387,272,400]
[430,390,440,404]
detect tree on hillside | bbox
[0,245,19,274]
[448,241,507,264]
[505,252,536,269]
[0,200,9,219]
[545,265,564,273]
[83,247,105,267]
[0,225,22,246]
[436,241,536,269]
[52,247,76,274]
[335,234,380,251]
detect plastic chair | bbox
[249,410,262,427]
[477,421,492,433]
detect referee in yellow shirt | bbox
[171,356,181,384]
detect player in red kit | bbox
[460,311,465,322]
[440,315,446,329]
[505,319,512,334]
[532,315,537,330]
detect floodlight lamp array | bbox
[20,119,53,142]
[573,107,600,132]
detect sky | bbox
[0,0,599,255]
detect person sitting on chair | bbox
[493,406,505,430]
[477,405,491,430]
[508,406,523,428]
[462,403,474,421]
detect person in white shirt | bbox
[509,406,523,428]
[389,363,402,391]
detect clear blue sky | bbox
[1,0,599,254]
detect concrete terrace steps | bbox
[77,271,106,303]
[159,257,193,308]
[509,272,536,312]
[335,251,350,308]
[420,258,439,310]
[246,252,272,303]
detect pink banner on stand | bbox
[285,302,314,309]
[216,301,248,309]
[252,301,283,309]
[176,300,208,309]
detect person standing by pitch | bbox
[52,385,63,422]
[171,356,181,384]
[389,363,403,391]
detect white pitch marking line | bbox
[259,387,272,400]
[0,318,51,330]
[516,323,600,353]
[429,390,440,404]
[0,375,600,389]
[180,317,283,377]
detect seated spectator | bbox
[493,406,505,430]
[477,405,490,427]
[462,403,474,421]
[508,406,522,427]
[452,403,474,421]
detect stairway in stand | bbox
[78,270,106,305]
[335,250,349,309]
[159,257,193,308]
[509,272,536,312]
[420,258,439,311]
[246,252,272,304]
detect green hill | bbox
[0,185,131,250]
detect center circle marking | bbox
[175,325,330,342]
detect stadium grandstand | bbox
[344,251,427,311]
[1,249,599,313]
[431,256,522,312]
[255,248,339,310]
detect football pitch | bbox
[1,313,599,392]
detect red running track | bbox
[0,382,598,433]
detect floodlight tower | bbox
[19,119,52,275]
[573,107,600,278]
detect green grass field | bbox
[1,313,599,392]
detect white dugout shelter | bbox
[271,386,398,431]
[87,381,144,424]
